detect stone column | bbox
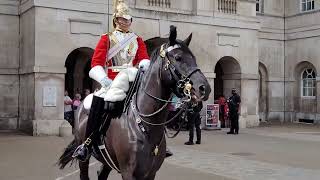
[32,69,66,136]
[240,74,260,128]
[196,0,214,16]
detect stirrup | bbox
[72,143,91,162]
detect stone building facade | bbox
[0,0,319,135]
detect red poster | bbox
[206,104,219,127]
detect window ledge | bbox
[301,96,316,99]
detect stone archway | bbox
[214,56,241,100]
[65,47,97,99]
[258,62,269,122]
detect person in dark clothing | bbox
[185,101,203,145]
[227,88,241,134]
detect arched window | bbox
[301,68,316,97]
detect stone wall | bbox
[0,0,19,130]
[7,0,320,133]
[284,0,320,123]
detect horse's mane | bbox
[150,46,161,63]
[149,40,195,65]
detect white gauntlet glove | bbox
[138,59,150,72]
[89,65,112,88]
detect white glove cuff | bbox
[138,59,150,71]
[89,65,112,87]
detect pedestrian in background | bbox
[218,95,229,128]
[227,88,241,134]
[64,90,73,126]
[83,89,91,99]
[185,101,203,145]
[167,94,182,130]
[72,93,82,111]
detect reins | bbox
[131,43,195,127]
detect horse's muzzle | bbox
[191,83,211,102]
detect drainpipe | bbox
[283,0,286,124]
[107,0,110,32]
[17,1,21,130]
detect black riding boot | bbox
[73,96,105,162]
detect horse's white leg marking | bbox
[55,161,99,180]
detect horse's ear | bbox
[183,33,192,47]
[169,25,177,46]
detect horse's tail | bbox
[57,139,78,169]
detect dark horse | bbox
[58,26,211,180]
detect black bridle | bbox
[132,43,200,126]
[160,43,200,98]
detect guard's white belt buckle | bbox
[112,69,121,72]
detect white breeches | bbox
[83,67,138,110]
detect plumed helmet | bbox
[113,0,132,27]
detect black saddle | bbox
[99,69,144,133]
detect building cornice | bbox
[0,0,19,15]
[19,0,109,15]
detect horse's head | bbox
[158,25,211,102]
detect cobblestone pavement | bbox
[1,124,320,180]
[167,146,320,180]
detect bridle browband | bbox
[132,43,200,126]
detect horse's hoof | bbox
[165,150,173,158]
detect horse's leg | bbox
[145,174,156,180]
[142,174,156,180]
[79,161,90,180]
[97,165,112,180]
[121,171,136,180]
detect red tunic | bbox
[91,34,150,80]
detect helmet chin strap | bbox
[115,25,130,33]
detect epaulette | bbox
[102,32,113,36]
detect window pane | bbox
[302,71,307,78]
[307,88,312,96]
[307,80,313,87]
[303,87,307,96]
[307,1,311,10]
[302,2,306,11]
[303,80,307,87]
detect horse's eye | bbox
[174,55,182,61]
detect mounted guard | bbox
[72,0,151,161]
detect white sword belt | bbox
[107,66,133,72]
